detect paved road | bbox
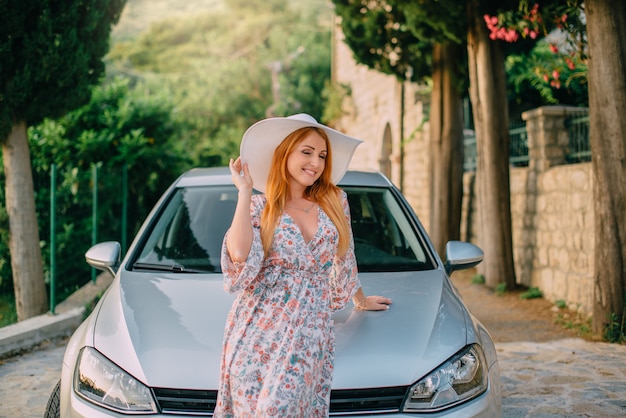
[1,336,626,417]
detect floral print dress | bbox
[214,192,360,418]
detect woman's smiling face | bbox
[286,130,328,189]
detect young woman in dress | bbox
[215,114,392,417]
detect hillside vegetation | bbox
[106,0,334,166]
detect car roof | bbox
[175,167,394,189]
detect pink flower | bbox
[552,70,560,80]
[565,58,575,70]
[543,74,549,82]
[505,29,519,42]
[549,44,559,54]
[530,31,538,39]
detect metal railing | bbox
[463,124,529,171]
[463,113,591,171]
[509,121,529,167]
[565,111,591,163]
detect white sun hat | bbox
[240,113,364,193]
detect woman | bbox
[215,114,392,417]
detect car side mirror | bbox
[444,241,484,275]
[85,241,121,277]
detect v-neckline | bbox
[284,209,320,245]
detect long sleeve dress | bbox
[214,191,360,418]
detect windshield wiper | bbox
[133,262,214,273]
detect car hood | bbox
[93,269,469,390]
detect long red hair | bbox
[260,127,350,257]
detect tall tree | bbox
[0,0,126,320]
[466,0,517,289]
[334,1,570,289]
[333,0,467,257]
[484,0,625,340]
[586,0,626,338]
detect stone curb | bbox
[0,273,113,359]
[0,307,84,359]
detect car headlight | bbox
[403,344,489,412]
[74,346,157,413]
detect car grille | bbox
[151,386,407,415]
[329,386,407,415]
[152,388,217,415]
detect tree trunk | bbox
[2,121,48,320]
[428,42,464,257]
[466,1,516,289]
[586,0,626,338]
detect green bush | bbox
[520,287,543,299]
[495,283,507,296]
[471,274,486,284]
[0,78,191,304]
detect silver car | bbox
[45,168,501,417]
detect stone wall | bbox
[333,24,595,316]
[451,107,593,316]
[515,106,594,315]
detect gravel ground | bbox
[450,269,593,343]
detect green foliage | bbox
[555,312,591,337]
[520,286,543,299]
[332,0,457,82]
[604,310,626,344]
[321,82,352,124]
[555,299,567,309]
[334,0,587,114]
[106,0,332,166]
[471,274,486,284]
[506,41,588,117]
[0,77,188,303]
[495,282,507,296]
[0,292,17,327]
[0,0,126,139]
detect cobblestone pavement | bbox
[497,339,626,417]
[0,337,67,418]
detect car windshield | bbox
[132,185,433,273]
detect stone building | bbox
[331,23,594,317]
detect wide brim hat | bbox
[240,113,364,193]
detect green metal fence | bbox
[48,164,129,314]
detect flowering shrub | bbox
[484,1,586,100]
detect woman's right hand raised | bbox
[229,157,253,194]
